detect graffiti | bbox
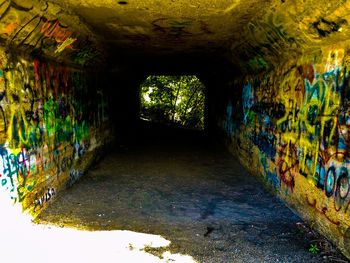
[315,155,350,208]
[0,12,79,57]
[74,50,101,66]
[242,83,255,124]
[239,58,268,71]
[312,18,347,38]
[151,18,212,39]
[67,169,83,187]
[0,145,38,201]
[55,37,76,53]
[240,65,348,190]
[251,131,277,160]
[277,142,298,192]
[2,22,18,35]
[0,1,104,66]
[325,49,344,72]
[306,194,340,226]
[168,20,193,37]
[251,102,285,120]
[220,46,350,247]
[0,50,109,214]
[0,1,106,216]
[43,97,90,149]
[245,13,301,58]
[33,187,55,211]
[261,154,280,189]
[40,19,76,44]
[223,100,236,135]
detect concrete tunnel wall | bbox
[212,45,350,258]
[0,1,114,217]
[0,50,113,216]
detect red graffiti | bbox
[344,199,350,214]
[34,60,70,95]
[306,194,340,226]
[34,60,40,91]
[278,143,298,192]
[333,198,342,212]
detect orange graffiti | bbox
[2,22,18,35]
[41,20,73,44]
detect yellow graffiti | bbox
[325,49,344,72]
[55,37,77,53]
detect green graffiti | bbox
[55,115,73,143]
[74,50,101,65]
[73,120,90,144]
[240,57,268,71]
[26,180,36,191]
[44,99,58,133]
[168,20,193,36]
[43,98,90,147]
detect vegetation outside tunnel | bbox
[140,75,205,130]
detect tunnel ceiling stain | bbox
[45,0,258,56]
[2,0,350,69]
[42,0,350,70]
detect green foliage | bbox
[140,75,205,129]
[309,244,320,254]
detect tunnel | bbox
[1,0,350,262]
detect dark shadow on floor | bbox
[35,123,347,263]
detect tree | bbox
[140,75,205,129]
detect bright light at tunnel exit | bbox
[0,193,198,263]
[140,75,205,130]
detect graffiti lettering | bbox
[33,187,55,211]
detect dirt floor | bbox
[35,124,349,263]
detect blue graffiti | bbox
[0,145,37,201]
[250,132,277,160]
[224,100,237,135]
[242,83,255,123]
[261,155,280,189]
[316,160,350,200]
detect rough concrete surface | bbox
[35,126,348,262]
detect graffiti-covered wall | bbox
[0,49,111,216]
[219,45,350,257]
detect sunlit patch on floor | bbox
[0,193,198,263]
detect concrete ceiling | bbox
[47,0,268,56]
[1,0,350,71]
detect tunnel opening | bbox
[139,75,205,131]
